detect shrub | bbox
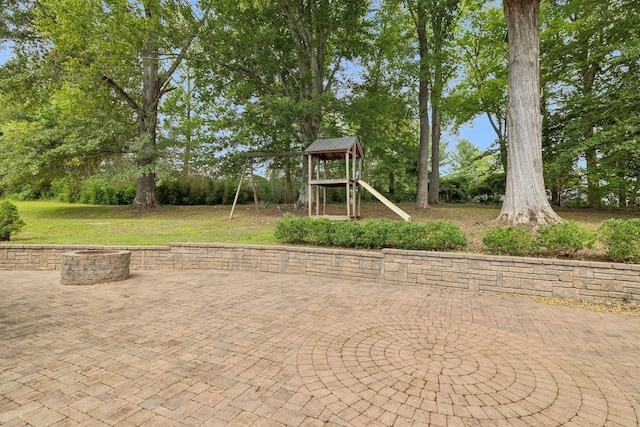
[358,219,391,249]
[439,175,472,203]
[537,221,595,257]
[420,220,468,251]
[0,201,26,241]
[52,177,81,203]
[274,213,310,243]
[79,176,135,205]
[482,226,539,256]
[306,218,335,246]
[384,221,418,249]
[330,220,363,248]
[273,216,467,252]
[599,219,640,263]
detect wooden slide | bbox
[357,180,411,222]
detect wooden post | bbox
[249,161,259,212]
[307,154,312,217]
[358,156,363,217]
[315,156,320,216]
[229,159,249,220]
[323,159,327,215]
[346,150,350,218]
[352,147,357,218]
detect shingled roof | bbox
[304,137,364,160]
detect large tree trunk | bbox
[183,69,193,175]
[428,49,443,204]
[131,35,162,209]
[429,102,440,204]
[582,66,600,208]
[498,0,561,226]
[283,3,325,207]
[415,11,430,209]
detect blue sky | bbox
[456,117,496,152]
[0,46,10,64]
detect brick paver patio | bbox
[1,269,639,426]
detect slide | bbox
[358,180,412,222]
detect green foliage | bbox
[79,176,136,206]
[305,218,335,246]
[541,0,640,208]
[470,172,505,204]
[274,214,311,244]
[385,220,467,251]
[420,220,469,251]
[0,200,26,241]
[482,226,539,256]
[52,177,82,203]
[273,216,467,252]
[599,219,640,263]
[49,173,260,207]
[359,219,392,249]
[439,175,472,203]
[384,221,424,250]
[330,220,364,248]
[537,221,595,257]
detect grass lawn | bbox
[5,200,639,259]
[9,201,279,246]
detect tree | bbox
[404,0,462,207]
[160,65,213,175]
[541,0,640,208]
[405,0,431,208]
[197,0,368,205]
[0,41,137,198]
[426,0,462,205]
[35,0,209,208]
[0,0,38,46]
[448,3,508,171]
[341,0,419,201]
[498,0,561,226]
[449,139,490,179]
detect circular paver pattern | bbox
[297,315,634,426]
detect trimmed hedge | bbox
[599,219,640,263]
[483,219,638,263]
[274,215,639,264]
[537,221,595,257]
[274,215,467,251]
[482,226,539,256]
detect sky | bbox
[0,45,497,153]
[456,117,496,152]
[0,46,10,64]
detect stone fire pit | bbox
[61,250,131,286]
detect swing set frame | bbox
[228,151,304,220]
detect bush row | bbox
[53,175,254,206]
[274,216,640,263]
[481,219,640,263]
[274,215,468,251]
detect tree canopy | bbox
[0,0,638,217]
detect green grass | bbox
[8,200,280,246]
[3,200,638,259]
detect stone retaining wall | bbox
[1,243,639,302]
[0,245,172,271]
